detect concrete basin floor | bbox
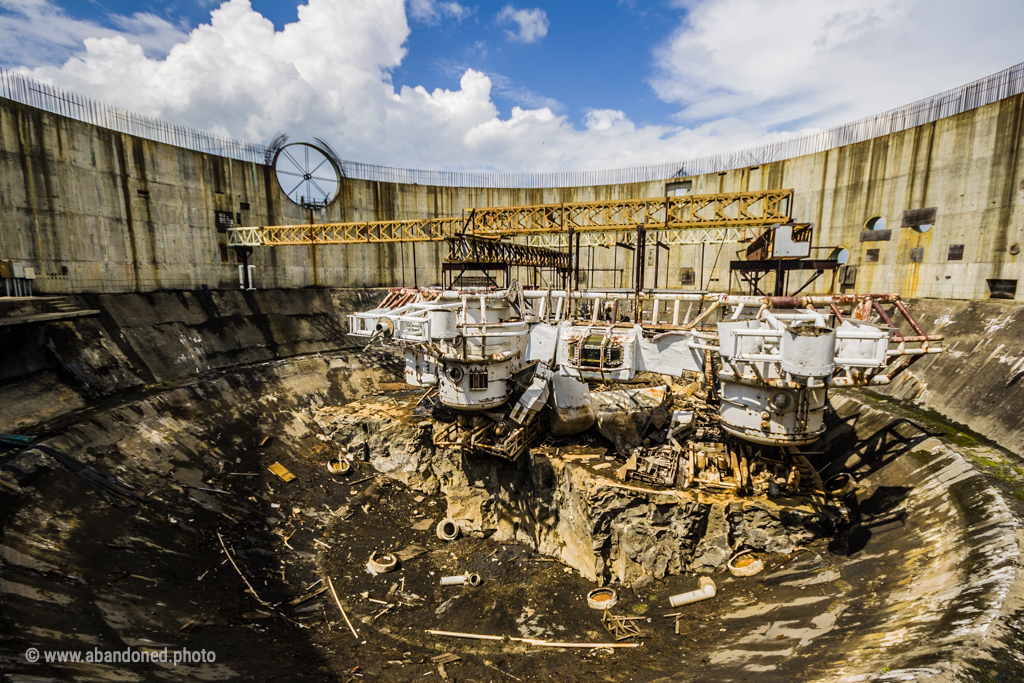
[0,352,1021,682]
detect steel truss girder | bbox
[225,190,792,247]
[473,190,792,235]
[446,234,569,269]
[227,217,467,246]
[523,226,756,249]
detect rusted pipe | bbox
[870,298,904,340]
[892,299,927,336]
[829,301,845,323]
[767,294,899,307]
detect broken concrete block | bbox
[592,385,672,453]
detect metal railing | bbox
[0,69,266,163]
[3,60,1024,188]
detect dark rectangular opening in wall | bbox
[212,157,225,194]
[839,265,857,286]
[236,212,242,225]
[987,279,1017,299]
[909,247,924,262]
[679,267,695,285]
[469,370,488,390]
[136,189,149,198]
[948,244,964,260]
[865,249,879,263]
[239,202,250,211]
[215,210,233,234]
[902,207,938,227]
[218,242,229,263]
[860,230,891,241]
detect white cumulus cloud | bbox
[407,0,471,25]
[0,0,187,67]
[652,0,1024,130]
[4,0,1024,174]
[496,5,549,43]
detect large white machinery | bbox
[349,287,942,452]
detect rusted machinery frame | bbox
[445,234,570,269]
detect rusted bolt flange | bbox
[367,551,398,574]
[727,550,764,577]
[824,472,856,499]
[436,518,460,542]
[586,588,618,610]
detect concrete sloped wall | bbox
[876,297,1024,453]
[0,287,391,432]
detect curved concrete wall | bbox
[1,91,1022,298]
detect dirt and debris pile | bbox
[313,392,438,494]
[314,391,830,587]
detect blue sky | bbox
[390,2,682,129]
[1,0,1022,172]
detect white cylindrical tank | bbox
[427,310,458,339]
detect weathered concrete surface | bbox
[592,385,673,453]
[2,89,1023,299]
[0,350,406,682]
[0,287,388,433]
[4,359,1014,682]
[799,394,1023,683]
[872,297,1024,454]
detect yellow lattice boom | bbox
[473,190,792,234]
[226,190,793,247]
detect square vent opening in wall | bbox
[948,244,964,260]
[987,279,1017,299]
[909,247,924,262]
[215,210,234,234]
[679,268,695,286]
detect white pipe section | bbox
[668,577,716,607]
[439,573,482,587]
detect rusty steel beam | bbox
[445,234,569,269]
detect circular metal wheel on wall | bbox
[273,142,342,209]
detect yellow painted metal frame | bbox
[474,190,792,234]
[226,190,792,247]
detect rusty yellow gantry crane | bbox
[226,189,794,251]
